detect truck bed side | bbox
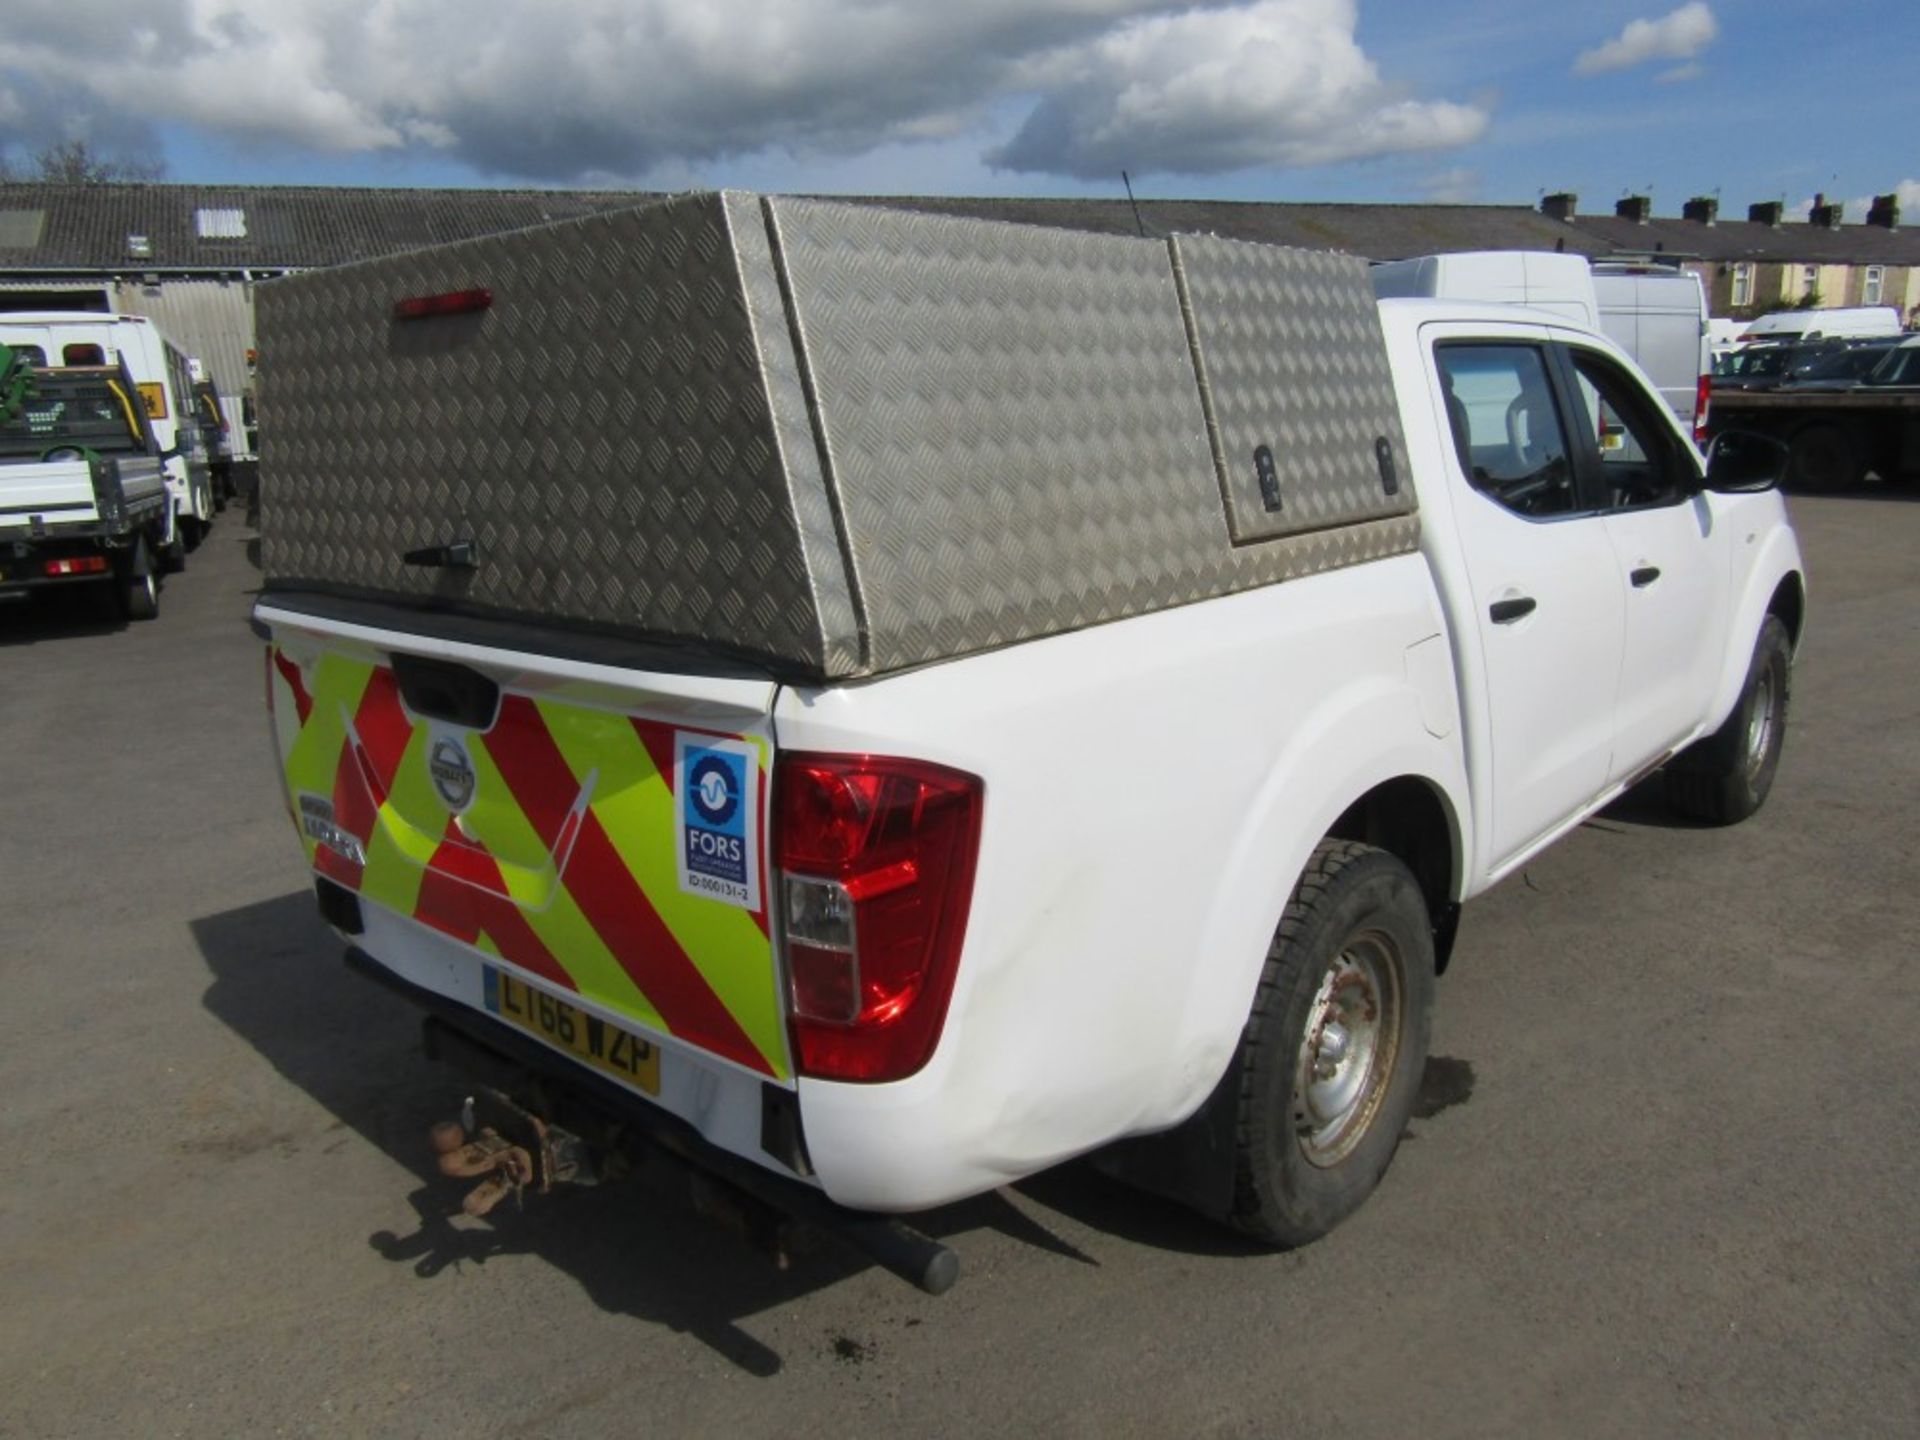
[776,553,1468,1210]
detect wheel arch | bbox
[1325,774,1463,973]
[1704,522,1805,733]
[1767,569,1806,652]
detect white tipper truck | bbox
[252,195,1804,1291]
[0,312,215,566]
[1,350,172,618]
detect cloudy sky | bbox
[0,0,1913,216]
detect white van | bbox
[1738,306,1902,343]
[0,312,214,559]
[1591,264,1712,442]
[1370,252,1711,441]
[1369,250,1600,327]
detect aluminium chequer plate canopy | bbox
[258,191,1417,682]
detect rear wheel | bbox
[117,538,160,621]
[1228,840,1434,1247]
[1786,423,1863,492]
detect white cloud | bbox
[1413,168,1481,203]
[1654,62,1704,84]
[0,0,1489,183]
[992,0,1489,177]
[1574,3,1717,76]
[1834,180,1920,223]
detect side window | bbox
[1434,344,1579,518]
[1560,348,1694,510]
[7,344,47,366]
[63,343,105,366]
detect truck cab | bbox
[1383,300,1799,880]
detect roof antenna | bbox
[1121,170,1147,238]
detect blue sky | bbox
[3,1,1914,218]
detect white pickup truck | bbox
[1,352,171,618]
[253,195,1803,1290]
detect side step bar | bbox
[342,947,961,1295]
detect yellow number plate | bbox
[483,967,660,1095]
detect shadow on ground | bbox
[0,584,132,644]
[1590,773,1708,831]
[190,890,1174,1372]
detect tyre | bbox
[1228,840,1435,1247]
[161,515,187,572]
[116,539,160,621]
[1665,615,1791,825]
[1786,423,1862,493]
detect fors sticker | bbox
[674,733,762,910]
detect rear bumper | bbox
[0,532,143,592]
[347,894,797,1181]
[342,934,959,1293]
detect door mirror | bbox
[1703,429,1789,493]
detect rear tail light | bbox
[1694,372,1711,444]
[44,555,110,577]
[774,753,984,1083]
[393,287,494,321]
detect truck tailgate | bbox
[261,606,793,1089]
[0,459,95,529]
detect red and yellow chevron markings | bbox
[268,646,788,1079]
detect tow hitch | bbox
[375,966,960,1294]
[430,1088,597,1218]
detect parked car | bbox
[254,197,1804,1289]
[1737,306,1903,343]
[1859,336,1920,389]
[1713,342,1803,391]
[1778,339,1905,391]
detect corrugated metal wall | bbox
[113,277,258,434]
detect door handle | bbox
[1488,596,1537,624]
[1630,565,1661,588]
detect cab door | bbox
[1551,338,1732,780]
[1430,337,1626,869]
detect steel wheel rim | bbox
[1745,670,1776,779]
[1294,930,1402,1168]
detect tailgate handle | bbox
[1488,596,1536,625]
[391,653,501,730]
[403,538,479,570]
[1630,565,1661,588]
